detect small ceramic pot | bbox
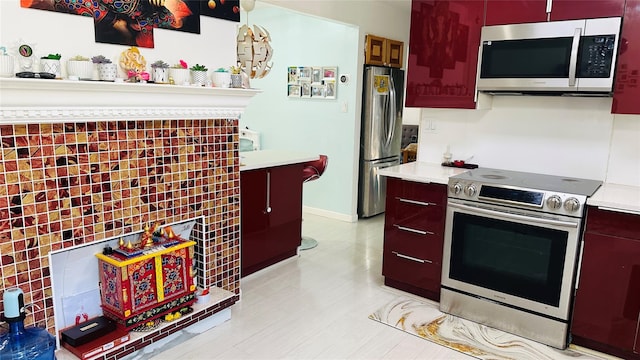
[211,71,231,88]
[230,74,243,88]
[98,63,117,81]
[191,70,208,86]
[66,60,94,80]
[169,68,191,85]
[152,67,169,83]
[40,59,61,78]
[0,55,14,77]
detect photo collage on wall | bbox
[288,66,337,99]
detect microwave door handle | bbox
[568,28,582,87]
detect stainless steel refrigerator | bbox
[358,65,404,218]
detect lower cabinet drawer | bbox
[382,250,441,293]
[384,228,443,263]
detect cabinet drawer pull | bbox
[392,251,432,264]
[396,197,436,207]
[394,224,434,236]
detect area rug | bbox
[369,297,611,360]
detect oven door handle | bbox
[449,203,579,229]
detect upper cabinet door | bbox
[484,0,548,26]
[405,0,484,109]
[550,0,625,21]
[387,39,404,68]
[485,0,625,25]
[365,34,387,67]
[612,0,640,114]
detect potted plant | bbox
[190,63,208,86]
[229,65,243,88]
[150,60,170,84]
[40,53,62,78]
[169,60,190,85]
[66,55,93,80]
[211,67,231,88]
[92,55,117,81]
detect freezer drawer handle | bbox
[394,224,434,236]
[392,251,432,264]
[397,197,437,207]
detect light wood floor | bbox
[150,212,471,359]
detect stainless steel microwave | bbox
[476,17,622,95]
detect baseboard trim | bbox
[303,206,356,222]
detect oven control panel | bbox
[448,181,587,217]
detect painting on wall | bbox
[20,0,202,48]
[200,0,240,22]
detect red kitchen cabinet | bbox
[549,0,625,21]
[405,0,484,109]
[240,164,303,276]
[571,206,640,360]
[612,0,640,115]
[382,177,447,301]
[484,0,625,25]
[484,0,547,26]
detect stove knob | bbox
[546,195,562,210]
[451,183,463,195]
[564,197,581,213]
[464,184,477,197]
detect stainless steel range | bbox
[440,168,602,349]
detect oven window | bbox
[450,213,568,307]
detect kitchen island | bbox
[240,150,318,276]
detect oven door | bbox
[441,199,582,320]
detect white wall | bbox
[416,96,640,187]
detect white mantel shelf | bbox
[0,77,262,122]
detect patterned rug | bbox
[369,297,612,360]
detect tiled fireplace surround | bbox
[0,79,260,358]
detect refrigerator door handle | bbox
[386,74,397,148]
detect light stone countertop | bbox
[587,182,640,215]
[378,161,470,185]
[239,149,319,171]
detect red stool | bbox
[300,154,328,250]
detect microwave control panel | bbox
[577,35,616,78]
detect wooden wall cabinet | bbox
[612,0,640,115]
[571,206,640,360]
[405,0,484,109]
[365,34,404,68]
[382,177,447,301]
[484,0,625,26]
[240,164,303,277]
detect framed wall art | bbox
[288,66,337,100]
